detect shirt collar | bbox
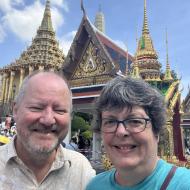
[4,136,71,171]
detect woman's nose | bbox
[115,122,130,137]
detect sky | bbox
[0,0,190,99]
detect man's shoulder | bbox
[0,144,8,157]
[62,147,88,161]
[0,144,9,169]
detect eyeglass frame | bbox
[101,117,151,134]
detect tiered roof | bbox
[0,0,64,73]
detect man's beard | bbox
[17,123,61,160]
[22,135,60,160]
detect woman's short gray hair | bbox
[94,76,166,135]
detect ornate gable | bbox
[62,16,131,87]
[73,41,112,78]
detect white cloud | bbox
[13,0,24,5]
[51,0,69,12]
[0,0,12,12]
[59,30,76,55]
[0,0,24,12]
[2,1,64,42]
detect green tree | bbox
[71,115,90,132]
[82,130,92,140]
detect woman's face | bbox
[101,106,158,171]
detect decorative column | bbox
[1,73,7,103]
[19,68,25,89]
[7,71,15,102]
[91,113,102,160]
[92,132,102,160]
[4,74,10,103]
[29,65,34,74]
[166,110,175,157]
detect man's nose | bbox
[39,108,56,126]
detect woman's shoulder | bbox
[175,165,190,177]
[86,169,115,188]
[167,166,190,189]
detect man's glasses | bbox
[101,118,151,134]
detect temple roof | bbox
[96,30,133,74]
[62,15,133,82]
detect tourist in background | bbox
[86,76,190,190]
[5,114,11,129]
[66,136,78,151]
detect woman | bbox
[86,76,190,190]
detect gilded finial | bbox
[143,0,149,35]
[166,28,170,70]
[46,0,50,9]
[132,0,161,81]
[40,0,53,31]
[163,28,173,81]
[81,0,86,17]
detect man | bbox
[0,71,95,189]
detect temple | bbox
[0,0,189,164]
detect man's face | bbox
[101,106,158,171]
[13,74,72,157]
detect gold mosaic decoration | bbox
[73,42,110,78]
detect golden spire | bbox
[143,0,149,35]
[163,29,173,81]
[40,0,53,31]
[136,0,158,56]
[94,4,105,33]
[133,0,161,81]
